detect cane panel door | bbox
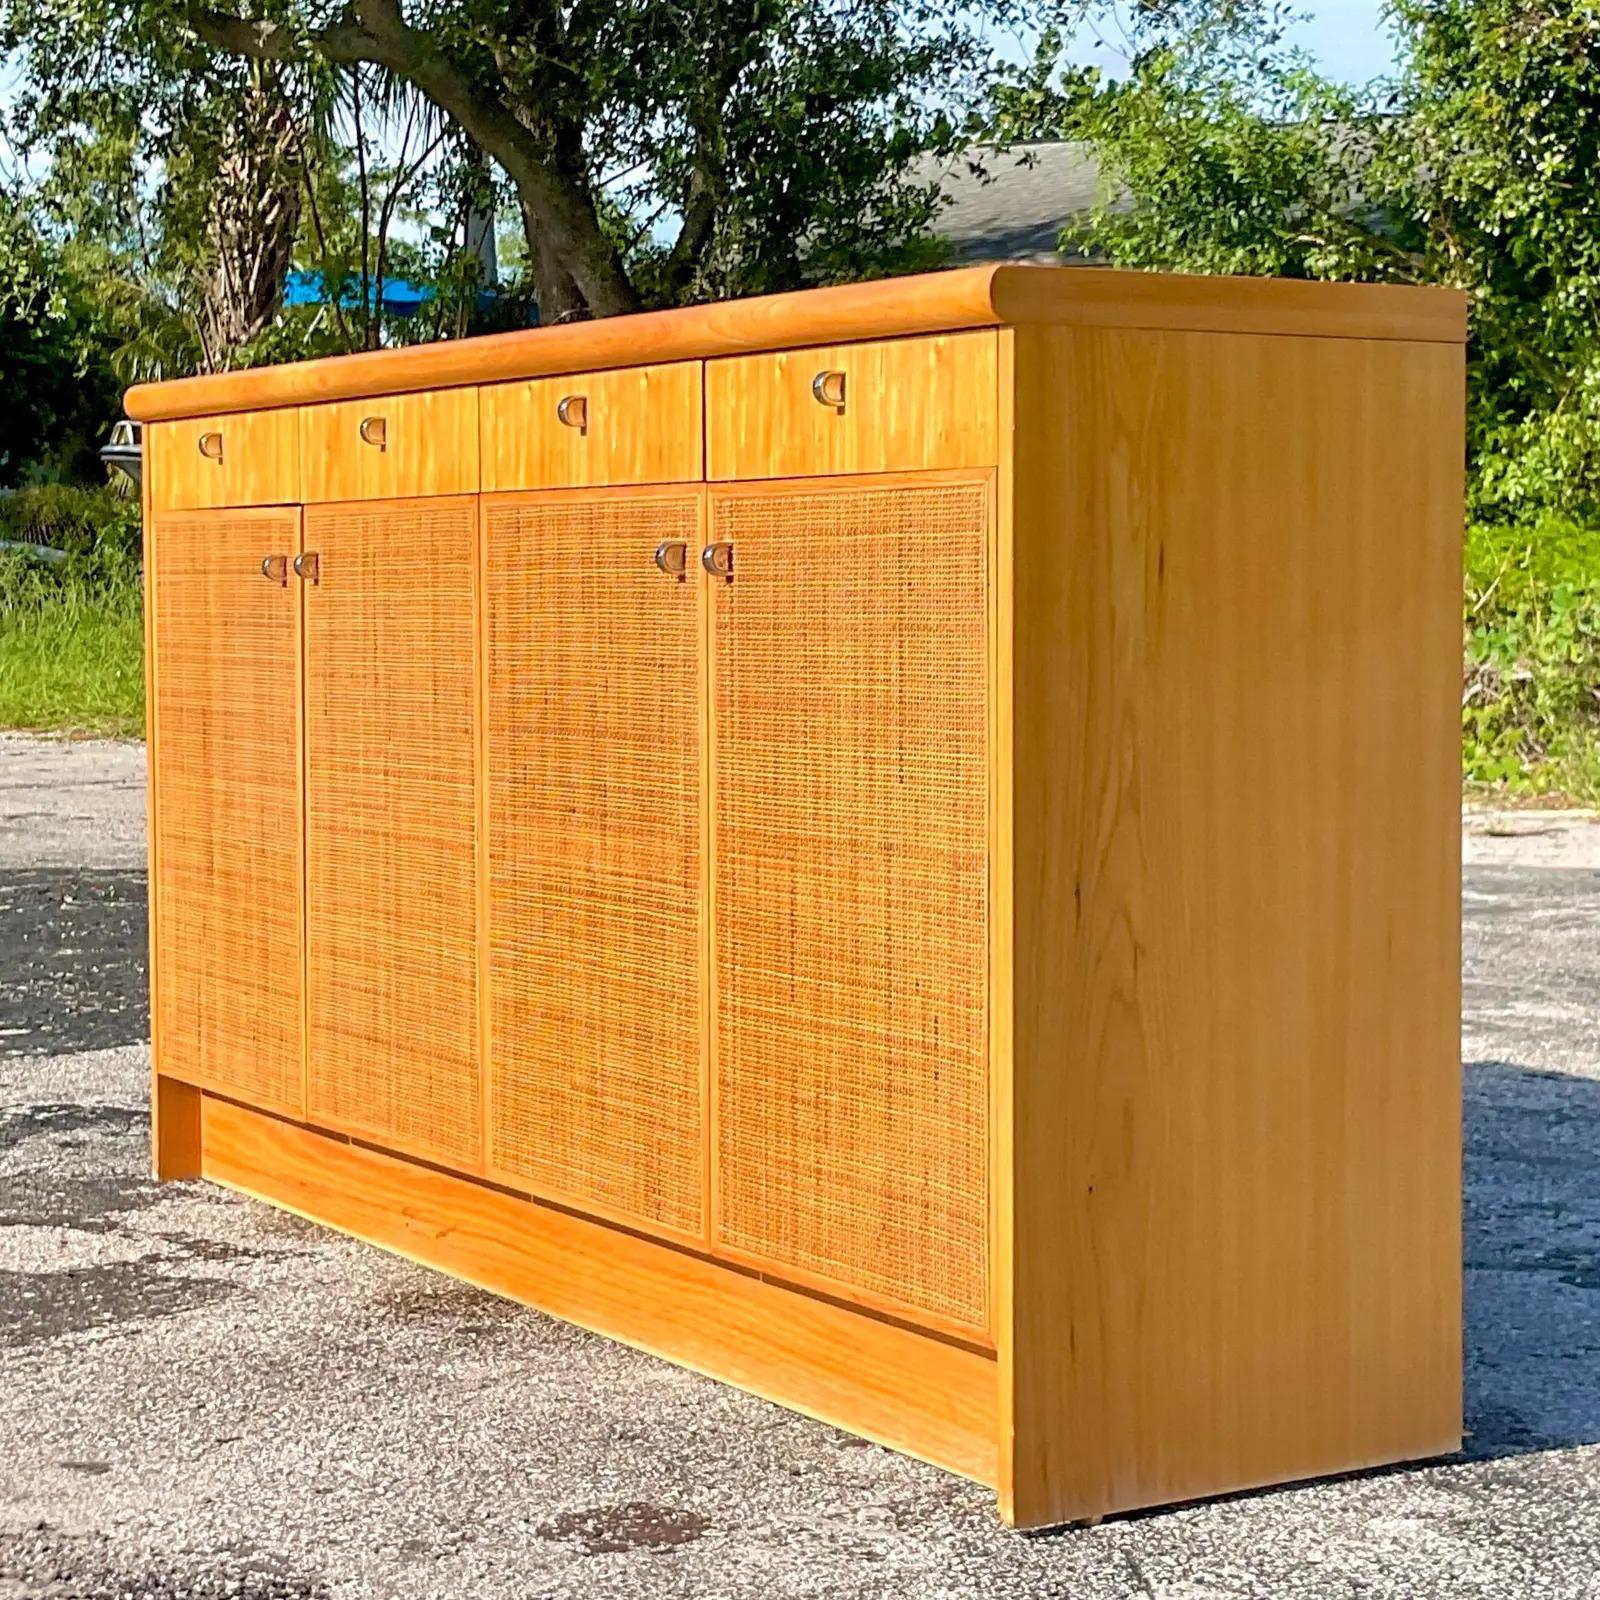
[150,507,304,1117]
[708,476,991,1334]
[482,488,705,1239]
[301,496,481,1168]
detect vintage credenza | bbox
[125,265,1466,1528]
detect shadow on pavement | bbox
[0,866,148,1057]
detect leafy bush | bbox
[1464,518,1600,802]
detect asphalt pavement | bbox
[2,732,1598,1599]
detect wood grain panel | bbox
[1002,325,1464,1527]
[299,389,478,502]
[149,508,303,1116]
[705,332,997,480]
[710,476,990,1335]
[200,1092,999,1484]
[480,362,702,491]
[126,266,1465,422]
[147,412,300,510]
[302,496,480,1167]
[483,488,704,1237]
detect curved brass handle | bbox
[292,551,320,584]
[811,370,846,410]
[260,554,288,585]
[701,541,733,580]
[198,431,224,462]
[557,394,588,432]
[359,415,387,450]
[655,540,688,578]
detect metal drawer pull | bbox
[654,540,688,578]
[292,551,320,584]
[260,554,288,585]
[557,394,588,432]
[701,541,734,580]
[811,369,846,410]
[198,431,224,462]
[358,416,387,450]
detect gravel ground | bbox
[2,734,1598,1599]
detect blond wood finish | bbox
[480,362,703,490]
[709,475,991,1336]
[153,1077,203,1179]
[302,496,481,1167]
[200,1092,999,1483]
[705,332,997,480]
[126,267,1465,423]
[1001,325,1464,1527]
[149,507,304,1118]
[147,411,300,510]
[482,488,705,1237]
[299,390,478,502]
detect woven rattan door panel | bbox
[302,496,480,1168]
[150,508,303,1115]
[710,477,990,1334]
[483,489,704,1238]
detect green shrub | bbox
[1463,517,1600,803]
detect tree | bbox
[13,0,1018,322]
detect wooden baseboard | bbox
[197,1094,999,1487]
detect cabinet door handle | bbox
[701,541,734,580]
[811,369,846,410]
[557,394,588,431]
[198,431,224,462]
[654,540,688,578]
[260,554,288,585]
[358,415,387,450]
[293,551,320,584]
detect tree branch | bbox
[188,2,639,316]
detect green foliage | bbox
[0,483,142,569]
[1464,519,1600,801]
[0,488,144,737]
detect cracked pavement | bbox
[2,732,1598,1598]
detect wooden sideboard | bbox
[127,264,1467,1528]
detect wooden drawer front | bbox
[148,411,300,510]
[300,389,478,502]
[705,331,997,481]
[480,362,702,490]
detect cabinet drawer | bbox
[147,411,300,510]
[299,389,478,502]
[705,331,997,481]
[481,362,702,491]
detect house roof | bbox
[916,140,1112,265]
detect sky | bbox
[1058,0,1402,85]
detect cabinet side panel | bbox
[1005,326,1463,1526]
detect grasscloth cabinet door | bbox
[483,489,704,1237]
[301,495,481,1167]
[708,476,991,1333]
[150,508,304,1115]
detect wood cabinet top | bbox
[125,263,1466,423]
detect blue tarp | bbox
[284,270,503,318]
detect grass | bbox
[0,562,145,738]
